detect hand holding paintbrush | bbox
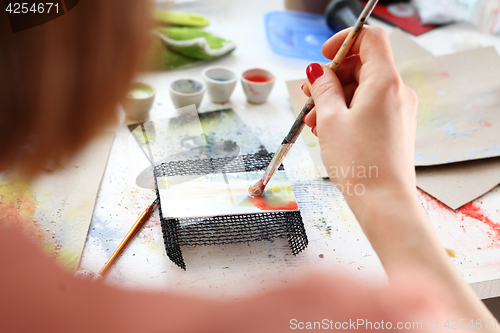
[248,0,379,196]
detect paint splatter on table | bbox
[419,189,500,289]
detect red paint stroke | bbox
[248,84,259,95]
[245,75,270,83]
[247,196,298,211]
[420,190,500,243]
[440,71,450,78]
[479,120,492,128]
[457,202,500,240]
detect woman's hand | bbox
[302,26,418,214]
[302,27,498,326]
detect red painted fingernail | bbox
[302,115,307,123]
[306,63,324,85]
[311,126,316,135]
[300,83,305,90]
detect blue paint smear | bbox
[430,116,452,127]
[414,152,423,163]
[426,154,437,161]
[414,152,438,164]
[442,123,475,138]
[465,148,489,160]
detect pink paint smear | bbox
[479,120,492,128]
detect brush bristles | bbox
[74,269,103,282]
[248,180,265,196]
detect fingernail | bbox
[311,126,317,135]
[306,63,324,85]
[300,83,305,90]
[302,115,307,123]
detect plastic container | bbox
[264,10,335,62]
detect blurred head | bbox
[0,0,152,176]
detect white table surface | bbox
[80,0,500,299]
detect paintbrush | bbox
[75,198,159,281]
[248,0,379,197]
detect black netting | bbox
[161,211,307,269]
[154,153,308,269]
[154,152,284,177]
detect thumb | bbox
[306,63,347,115]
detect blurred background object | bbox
[412,0,464,25]
[470,0,500,35]
[284,0,331,14]
[283,0,499,35]
[324,0,364,32]
[147,9,236,70]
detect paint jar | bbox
[201,66,237,103]
[121,82,155,121]
[241,68,275,104]
[169,78,205,111]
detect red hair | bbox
[0,0,152,175]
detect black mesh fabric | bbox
[154,151,284,177]
[154,152,308,269]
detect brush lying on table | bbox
[74,198,159,281]
[248,0,379,197]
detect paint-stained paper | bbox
[131,108,299,219]
[129,106,265,167]
[399,46,500,166]
[0,132,115,272]
[158,171,299,219]
[389,31,500,209]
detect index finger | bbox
[322,26,395,69]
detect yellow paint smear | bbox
[445,248,457,258]
[0,179,42,242]
[42,243,80,272]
